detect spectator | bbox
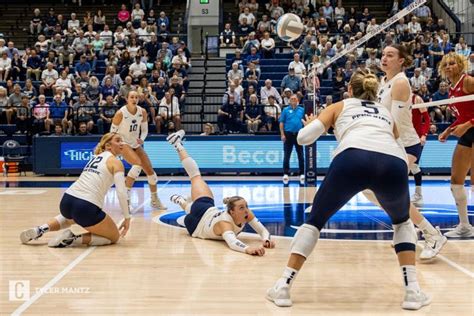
[33,95,52,133]
[237,18,254,47]
[100,77,118,105]
[200,123,215,136]
[157,11,170,30]
[428,40,444,68]
[239,7,256,26]
[8,84,23,109]
[410,68,426,92]
[0,52,11,82]
[30,8,43,35]
[72,31,89,57]
[334,0,345,21]
[23,79,38,105]
[117,4,130,26]
[408,16,422,35]
[260,32,275,59]
[85,76,101,105]
[440,34,453,55]
[220,22,237,48]
[16,95,31,134]
[131,3,145,28]
[68,13,81,33]
[429,124,437,135]
[54,70,74,98]
[97,95,117,134]
[93,9,106,32]
[40,62,59,96]
[419,59,433,81]
[156,91,180,134]
[58,42,76,68]
[152,76,168,102]
[322,1,334,23]
[129,56,147,83]
[288,53,306,79]
[119,76,136,104]
[279,94,305,185]
[26,49,42,81]
[263,95,281,132]
[415,4,431,23]
[260,79,282,105]
[102,66,123,89]
[73,93,95,132]
[49,93,70,133]
[244,94,262,133]
[257,15,271,32]
[430,81,450,122]
[50,123,66,136]
[281,68,302,95]
[217,94,243,133]
[365,50,381,72]
[418,84,431,103]
[75,55,92,78]
[9,53,24,82]
[5,42,19,60]
[76,122,91,136]
[227,62,244,86]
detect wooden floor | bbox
[1,177,473,315]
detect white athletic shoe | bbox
[411,192,423,207]
[420,227,447,260]
[167,129,185,146]
[151,194,167,210]
[402,290,431,310]
[299,175,305,185]
[170,194,186,206]
[444,223,474,238]
[266,280,292,307]
[20,227,44,244]
[282,174,289,185]
[48,229,77,248]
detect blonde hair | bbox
[203,122,214,134]
[223,196,245,212]
[349,69,379,101]
[438,52,469,79]
[94,132,117,155]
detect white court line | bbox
[11,181,171,315]
[11,247,96,316]
[437,254,474,279]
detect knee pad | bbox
[147,173,158,186]
[451,184,467,203]
[410,163,421,175]
[362,189,381,207]
[127,165,142,180]
[289,224,320,258]
[393,219,417,253]
[182,157,201,179]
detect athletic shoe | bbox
[266,280,292,307]
[444,223,474,238]
[170,194,186,206]
[167,129,185,146]
[299,175,305,185]
[20,227,44,244]
[151,194,167,210]
[402,290,431,310]
[420,227,447,260]
[411,192,423,207]
[48,229,77,248]
[282,174,289,185]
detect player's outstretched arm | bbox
[216,221,265,256]
[246,210,275,248]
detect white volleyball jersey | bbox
[377,72,420,147]
[192,207,245,240]
[333,98,407,163]
[66,151,115,208]
[117,105,145,148]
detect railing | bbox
[432,0,463,43]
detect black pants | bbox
[283,131,304,175]
[306,148,410,230]
[217,114,241,133]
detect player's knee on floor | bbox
[127,165,142,180]
[289,224,320,258]
[393,219,417,253]
[147,173,158,186]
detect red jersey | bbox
[449,73,474,127]
[412,110,430,137]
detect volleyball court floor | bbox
[1,176,473,315]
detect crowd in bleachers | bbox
[0,2,189,136]
[218,0,474,135]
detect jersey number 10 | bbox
[129,124,138,132]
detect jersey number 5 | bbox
[85,156,103,169]
[361,101,379,114]
[129,124,138,132]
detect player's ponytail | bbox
[94,132,116,155]
[223,196,245,212]
[349,69,379,101]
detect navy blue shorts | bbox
[405,143,423,163]
[458,127,474,148]
[60,193,107,227]
[184,196,215,236]
[306,148,410,230]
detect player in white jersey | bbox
[20,133,131,247]
[267,70,431,310]
[367,44,446,259]
[166,129,276,255]
[111,90,166,210]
